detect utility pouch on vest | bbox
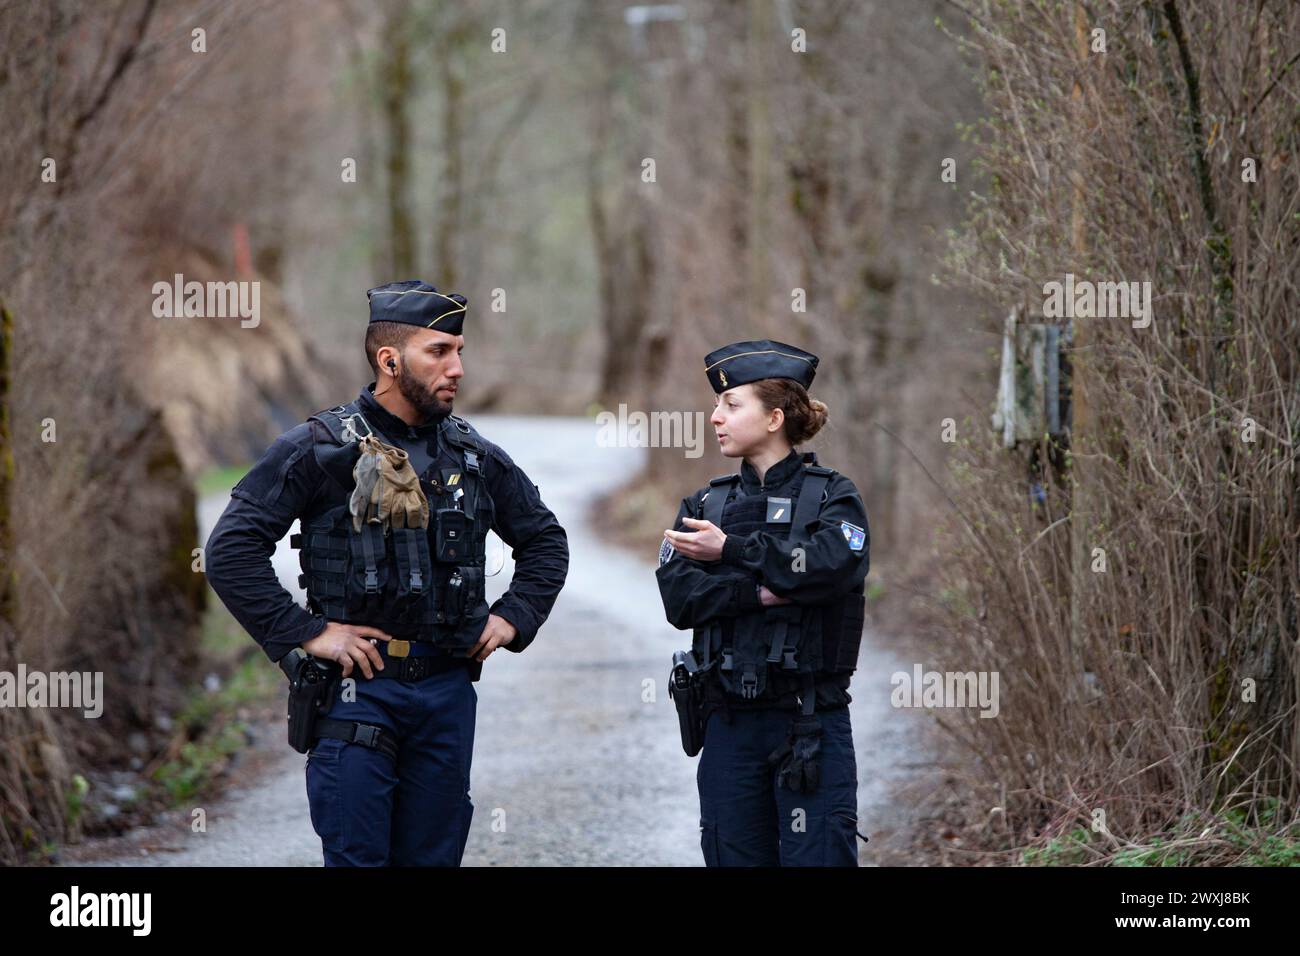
[435,508,470,562]
[437,565,484,624]
[279,648,341,754]
[459,566,485,609]
[295,510,351,621]
[346,521,390,617]
[828,587,866,672]
[719,610,769,700]
[390,526,432,613]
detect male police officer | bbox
[206,279,569,866]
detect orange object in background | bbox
[232,221,253,277]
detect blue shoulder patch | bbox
[840,521,866,552]
[659,537,676,566]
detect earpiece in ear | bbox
[387,359,397,372]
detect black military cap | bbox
[366,280,468,334]
[704,339,819,393]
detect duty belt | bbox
[371,639,469,681]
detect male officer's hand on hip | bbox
[468,613,517,662]
[300,622,394,679]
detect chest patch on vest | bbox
[840,520,866,552]
[766,497,792,523]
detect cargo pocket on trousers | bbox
[825,806,860,866]
[305,737,345,850]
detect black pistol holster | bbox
[670,649,707,757]
[279,648,398,762]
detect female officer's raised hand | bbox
[663,516,727,561]
[664,518,792,607]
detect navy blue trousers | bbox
[697,705,860,866]
[305,663,477,866]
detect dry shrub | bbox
[934,0,1300,862]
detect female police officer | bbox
[655,339,871,867]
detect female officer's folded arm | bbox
[656,496,763,629]
[716,475,869,604]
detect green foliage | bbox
[153,600,278,806]
[1019,804,1300,866]
[64,773,89,829]
[1023,827,1093,865]
[196,464,250,497]
[178,652,278,732]
[1109,839,1190,867]
[938,585,976,620]
[152,722,248,805]
[200,587,252,658]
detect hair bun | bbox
[800,398,829,442]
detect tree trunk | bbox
[380,1,416,276]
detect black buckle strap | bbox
[790,469,831,538]
[798,672,817,717]
[360,522,381,592]
[704,475,744,697]
[765,618,799,670]
[766,619,786,664]
[702,475,739,528]
[404,531,423,592]
[764,613,801,670]
[441,424,484,517]
[315,717,398,762]
[308,400,363,446]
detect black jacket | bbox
[655,448,870,706]
[205,384,569,667]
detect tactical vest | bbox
[691,460,866,700]
[290,401,493,652]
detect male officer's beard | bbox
[396,363,454,421]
